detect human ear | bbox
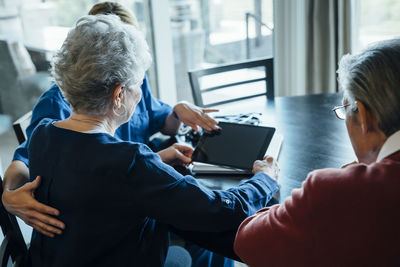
[356,101,374,135]
[113,85,124,108]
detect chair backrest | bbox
[0,175,29,267]
[13,111,32,145]
[0,38,42,120]
[188,57,274,107]
[0,39,19,86]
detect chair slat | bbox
[188,57,274,107]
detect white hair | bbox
[337,38,400,136]
[51,14,152,115]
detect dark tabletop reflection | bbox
[195,93,355,201]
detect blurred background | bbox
[0,0,400,172]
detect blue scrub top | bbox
[13,76,172,167]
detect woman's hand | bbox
[173,101,220,132]
[2,176,65,237]
[252,156,279,181]
[157,143,194,166]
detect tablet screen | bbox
[191,121,275,170]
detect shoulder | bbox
[106,139,156,160]
[302,160,399,205]
[31,118,55,135]
[139,75,168,108]
[38,84,65,103]
[303,165,367,194]
[100,140,162,177]
[134,142,160,161]
[307,158,398,188]
[29,118,55,149]
[140,75,151,96]
[121,141,162,169]
[32,84,70,117]
[28,84,71,128]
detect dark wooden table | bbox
[194,93,356,201]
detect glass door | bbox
[168,0,274,102]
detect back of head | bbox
[338,39,400,136]
[51,14,152,116]
[88,1,138,28]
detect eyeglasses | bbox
[332,103,352,120]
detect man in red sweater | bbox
[234,39,400,266]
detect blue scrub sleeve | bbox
[13,85,71,167]
[141,77,173,136]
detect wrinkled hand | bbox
[252,156,279,181]
[173,101,219,131]
[157,143,194,167]
[2,176,65,237]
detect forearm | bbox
[160,111,181,136]
[3,160,30,190]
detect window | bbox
[354,0,400,51]
[43,0,93,27]
[168,0,274,102]
[13,0,159,96]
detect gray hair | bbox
[51,14,152,115]
[337,38,400,136]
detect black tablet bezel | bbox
[192,121,276,171]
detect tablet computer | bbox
[191,121,276,171]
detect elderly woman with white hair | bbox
[26,14,279,266]
[233,38,400,267]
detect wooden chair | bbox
[0,175,29,267]
[188,57,274,107]
[12,111,32,145]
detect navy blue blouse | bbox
[14,76,172,167]
[27,120,278,266]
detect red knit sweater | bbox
[234,151,400,267]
